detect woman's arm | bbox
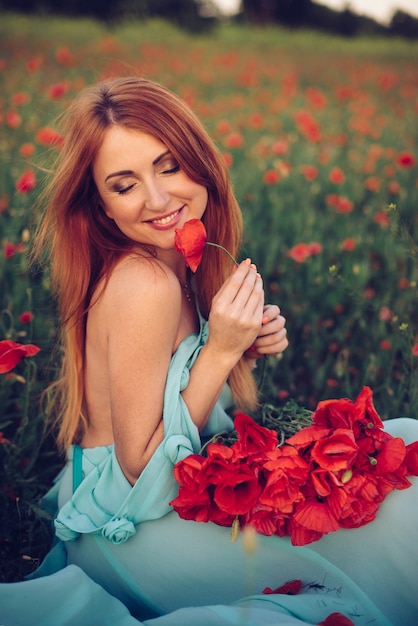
[101,258,263,484]
[181,259,264,429]
[103,260,183,484]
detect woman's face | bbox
[93,125,208,256]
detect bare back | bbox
[81,254,198,449]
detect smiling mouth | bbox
[148,208,181,226]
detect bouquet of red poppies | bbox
[170,386,418,546]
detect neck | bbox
[152,247,188,282]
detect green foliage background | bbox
[0,13,417,581]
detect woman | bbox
[1,77,417,626]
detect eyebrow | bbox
[104,150,171,183]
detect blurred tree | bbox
[242,0,312,26]
[148,0,215,31]
[1,0,417,37]
[273,0,313,26]
[390,10,418,39]
[0,0,215,30]
[336,8,359,37]
[241,0,277,23]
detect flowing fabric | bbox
[1,313,417,626]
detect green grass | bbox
[1,13,417,582]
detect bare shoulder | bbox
[98,254,181,311]
[87,254,183,351]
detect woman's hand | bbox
[244,304,288,360]
[206,259,264,364]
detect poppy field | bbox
[0,13,418,581]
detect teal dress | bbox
[1,314,418,626]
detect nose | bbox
[144,178,170,212]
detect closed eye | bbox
[115,184,135,195]
[161,164,180,175]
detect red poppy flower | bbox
[245,508,286,536]
[306,87,327,109]
[337,492,379,529]
[365,176,380,192]
[172,386,418,547]
[288,518,323,546]
[379,339,392,351]
[318,613,354,626]
[55,47,73,66]
[216,120,231,135]
[405,441,418,474]
[4,241,25,259]
[20,143,36,158]
[175,219,237,272]
[311,428,359,472]
[374,437,406,474]
[222,152,233,167]
[173,454,206,491]
[326,194,354,213]
[213,466,261,515]
[26,55,43,72]
[288,243,311,263]
[0,432,11,444]
[174,219,207,272]
[259,467,305,514]
[0,340,41,374]
[397,151,416,168]
[234,412,278,455]
[308,242,322,256]
[329,167,345,185]
[352,386,384,430]
[293,499,340,534]
[272,139,289,156]
[16,170,36,193]
[198,445,237,486]
[224,132,244,149]
[373,210,390,227]
[48,81,69,100]
[287,424,332,451]
[294,110,321,142]
[19,311,35,324]
[341,237,356,251]
[11,92,30,106]
[388,181,400,194]
[36,127,65,148]
[262,448,309,514]
[310,467,343,498]
[6,110,21,128]
[310,387,382,433]
[169,485,214,523]
[263,579,302,595]
[300,164,319,182]
[263,169,280,185]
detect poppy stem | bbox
[206,242,239,266]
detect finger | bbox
[253,327,288,354]
[230,266,263,311]
[257,314,286,338]
[262,304,280,324]
[215,259,256,302]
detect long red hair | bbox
[32,77,258,452]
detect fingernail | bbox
[262,316,269,325]
[245,258,251,265]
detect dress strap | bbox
[72,445,84,493]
